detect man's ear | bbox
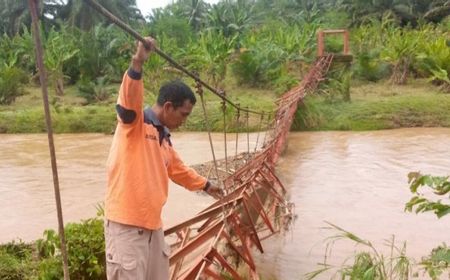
[162,101,173,112]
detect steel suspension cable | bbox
[28,0,70,279]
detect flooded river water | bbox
[1,128,449,279]
[256,128,450,279]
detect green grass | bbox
[293,79,450,131]
[0,81,276,133]
[2,79,450,133]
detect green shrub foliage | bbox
[0,67,28,105]
[37,217,106,280]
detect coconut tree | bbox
[175,0,209,32]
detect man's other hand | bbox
[205,184,224,200]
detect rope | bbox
[28,0,70,279]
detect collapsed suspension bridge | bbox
[27,0,340,279]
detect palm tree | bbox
[423,1,450,23]
[56,0,144,30]
[339,0,450,25]
[0,0,68,36]
[175,0,209,32]
[0,0,36,35]
[207,0,257,40]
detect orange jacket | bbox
[105,70,207,230]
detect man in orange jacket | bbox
[105,37,222,279]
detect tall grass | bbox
[305,222,413,280]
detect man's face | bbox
[163,99,193,129]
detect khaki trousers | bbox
[105,220,170,280]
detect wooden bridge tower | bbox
[317,29,353,63]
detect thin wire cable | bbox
[254,112,265,152]
[262,112,275,148]
[221,100,228,173]
[234,105,241,171]
[195,82,229,228]
[246,107,250,156]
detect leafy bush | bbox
[0,241,35,280]
[353,50,390,82]
[421,244,450,280]
[37,217,106,280]
[405,172,449,279]
[0,250,27,280]
[0,66,28,105]
[405,172,450,218]
[231,42,287,88]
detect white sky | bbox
[136,0,220,17]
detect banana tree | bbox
[44,25,79,96]
[184,30,236,88]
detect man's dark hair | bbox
[157,80,196,108]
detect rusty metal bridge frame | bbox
[165,54,334,280]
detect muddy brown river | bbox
[1,128,449,279]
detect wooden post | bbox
[28,1,70,279]
[343,30,350,54]
[317,30,324,56]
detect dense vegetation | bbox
[0,0,449,133]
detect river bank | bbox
[294,79,450,131]
[1,79,449,134]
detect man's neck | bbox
[151,105,164,126]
